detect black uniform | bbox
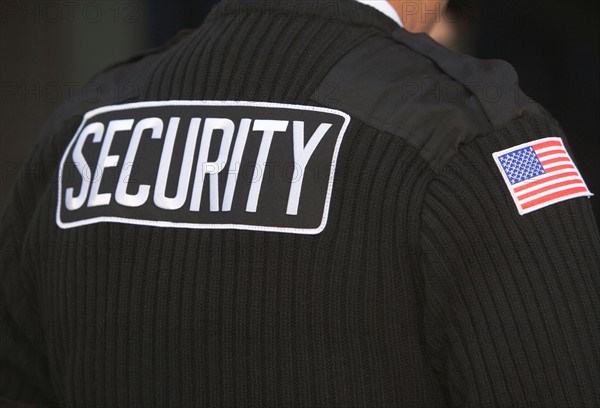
[2,0,599,406]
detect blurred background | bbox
[1,0,599,225]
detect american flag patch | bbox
[492,137,592,215]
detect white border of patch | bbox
[56,100,351,234]
[492,136,592,215]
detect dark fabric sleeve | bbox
[0,138,58,406]
[420,113,600,407]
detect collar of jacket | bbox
[354,0,403,27]
[205,0,400,34]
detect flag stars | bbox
[499,147,545,185]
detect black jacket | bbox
[1,0,599,406]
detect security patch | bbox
[56,101,350,234]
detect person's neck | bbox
[387,0,448,33]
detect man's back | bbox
[1,1,599,407]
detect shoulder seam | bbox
[391,28,539,130]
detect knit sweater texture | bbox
[1,0,599,407]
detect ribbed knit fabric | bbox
[421,114,600,407]
[1,1,599,407]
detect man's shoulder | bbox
[36,30,194,142]
[310,29,548,167]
